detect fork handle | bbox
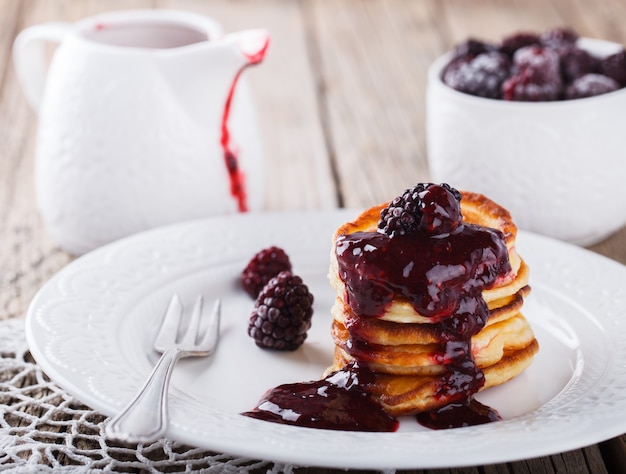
[105,347,182,443]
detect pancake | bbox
[328,192,527,324]
[330,313,537,375]
[326,339,539,416]
[355,339,539,417]
[330,285,530,347]
[325,187,538,417]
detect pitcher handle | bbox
[13,22,72,112]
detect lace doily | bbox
[0,318,298,473]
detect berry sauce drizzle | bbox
[416,398,501,430]
[220,37,270,212]
[242,362,399,432]
[335,219,510,429]
[244,185,510,431]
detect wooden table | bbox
[2,0,626,472]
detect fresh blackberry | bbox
[599,50,626,86]
[499,32,540,57]
[512,45,562,83]
[502,75,562,101]
[378,183,428,237]
[558,46,599,83]
[502,45,562,101]
[565,73,620,99]
[241,246,292,298]
[450,39,497,61]
[540,27,578,49]
[443,52,511,99]
[378,183,462,237]
[247,271,314,350]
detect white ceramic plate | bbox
[25,211,626,470]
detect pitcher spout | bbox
[186,28,269,106]
[224,29,270,65]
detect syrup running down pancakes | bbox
[244,184,538,431]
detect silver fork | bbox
[105,294,221,443]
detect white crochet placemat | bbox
[0,318,299,473]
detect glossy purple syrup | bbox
[244,186,511,431]
[335,214,510,428]
[242,363,399,432]
[416,398,501,430]
[335,225,509,322]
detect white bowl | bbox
[426,38,626,246]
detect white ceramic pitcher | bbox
[14,10,269,255]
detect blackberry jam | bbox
[242,363,399,432]
[335,185,510,428]
[244,185,510,431]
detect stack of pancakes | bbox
[327,191,538,417]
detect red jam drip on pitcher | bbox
[220,67,248,213]
[219,36,269,212]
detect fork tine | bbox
[180,294,204,346]
[155,294,183,348]
[199,299,221,352]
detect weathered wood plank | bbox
[438,0,563,45]
[583,444,611,474]
[547,0,626,44]
[307,0,440,209]
[483,464,512,474]
[0,0,22,88]
[549,447,608,474]
[589,226,626,265]
[599,435,626,474]
[0,1,66,320]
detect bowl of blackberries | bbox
[426,27,626,246]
